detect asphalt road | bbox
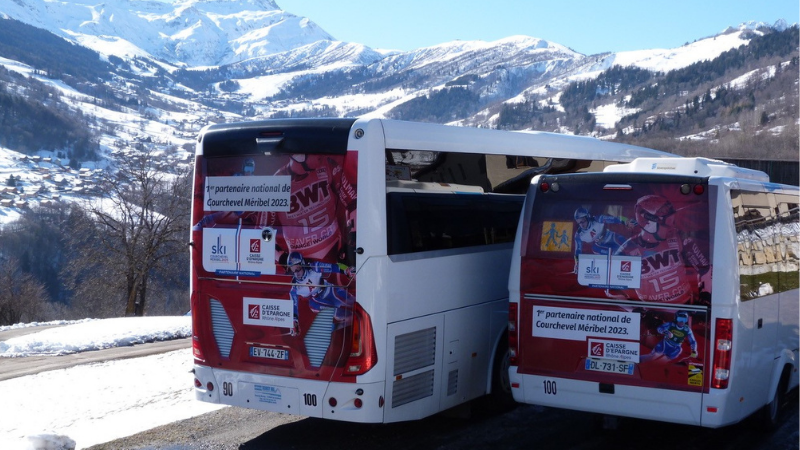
[88,390,798,450]
[0,326,190,381]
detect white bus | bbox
[509,157,799,428]
[189,117,671,423]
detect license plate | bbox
[585,358,634,375]
[250,346,288,360]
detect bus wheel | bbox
[759,368,788,431]
[477,340,516,415]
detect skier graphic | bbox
[641,311,698,362]
[266,154,357,264]
[573,207,632,273]
[286,252,354,337]
[615,195,710,304]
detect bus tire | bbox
[476,339,516,415]
[759,366,789,431]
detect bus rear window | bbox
[521,177,712,306]
[194,151,358,275]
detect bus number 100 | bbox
[543,380,557,395]
[303,393,317,407]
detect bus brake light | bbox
[508,303,519,365]
[345,304,377,376]
[712,318,733,389]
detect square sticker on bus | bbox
[243,297,294,329]
[576,254,642,289]
[587,338,640,362]
[202,228,237,272]
[238,228,276,275]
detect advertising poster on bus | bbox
[519,180,713,390]
[191,151,358,380]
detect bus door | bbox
[191,120,362,384]
[516,173,714,395]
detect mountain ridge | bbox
[0,0,795,169]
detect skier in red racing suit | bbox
[615,195,710,305]
[266,154,356,263]
[194,154,356,266]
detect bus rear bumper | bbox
[510,369,709,427]
[193,365,386,423]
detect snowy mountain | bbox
[0,0,339,67]
[0,0,790,122]
[0,0,796,223]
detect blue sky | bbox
[277,0,799,55]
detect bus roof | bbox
[603,157,771,182]
[374,119,675,162]
[198,118,674,163]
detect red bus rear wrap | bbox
[518,175,712,392]
[191,150,362,382]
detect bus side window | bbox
[734,190,800,300]
[775,194,800,293]
[387,192,523,255]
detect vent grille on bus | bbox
[392,370,434,408]
[304,308,335,367]
[393,327,436,376]
[209,299,234,358]
[447,369,458,396]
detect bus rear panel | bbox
[509,158,800,428]
[512,172,714,424]
[190,119,380,420]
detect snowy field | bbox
[0,317,225,450]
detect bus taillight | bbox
[712,318,733,389]
[345,304,378,376]
[192,335,206,363]
[508,303,519,366]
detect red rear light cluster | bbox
[508,303,519,366]
[344,304,378,375]
[327,396,365,409]
[539,181,560,193]
[192,336,206,362]
[712,318,733,389]
[680,183,705,195]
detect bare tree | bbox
[75,149,192,316]
[0,256,49,325]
